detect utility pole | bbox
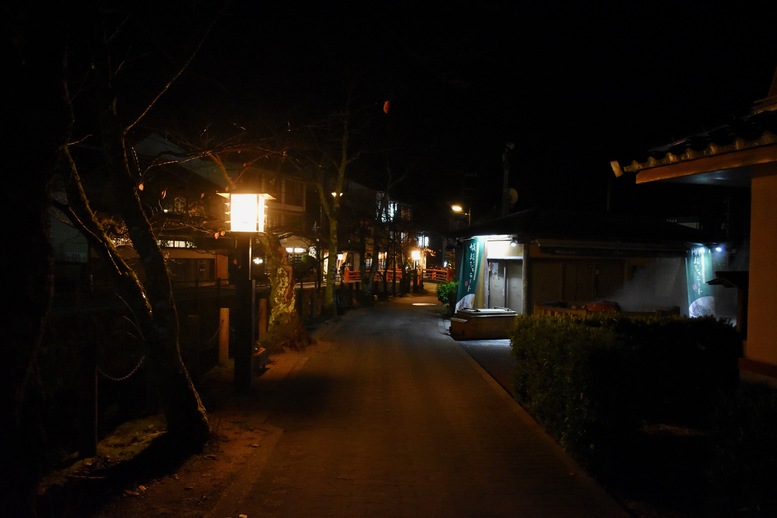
[502,142,515,217]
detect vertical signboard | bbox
[455,237,485,311]
[686,245,716,317]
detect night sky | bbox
[163,0,777,226]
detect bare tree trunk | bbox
[3,8,70,516]
[360,253,378,304]
[324,218,340,315]
[48,5,213,447]
[95,105,210,445]
[313,92,356,316]
[258,233,309,351]
[362,190,392,302]
[59,92,210,450]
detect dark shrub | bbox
[607,315,742,427]
[708,382,777,514]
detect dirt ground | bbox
[38,349,308,518]
[91,407,267,517]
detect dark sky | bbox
[171,0,777,223]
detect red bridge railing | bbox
[341,268,452,283]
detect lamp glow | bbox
[219,192,273,233]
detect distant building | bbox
[448,208,718,319]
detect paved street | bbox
[206,293,629,517]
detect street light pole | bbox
[234,236,253,393]
[502,142,515,217]
[451,204,471,227]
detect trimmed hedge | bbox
[510,314,742,471]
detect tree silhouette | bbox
[4,5,224,513]
[56,2,213,446]
[4,6,72,516]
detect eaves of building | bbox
[610,88,777,188]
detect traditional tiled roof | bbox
[611,99,777,179]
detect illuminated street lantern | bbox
[410,249,424,291]
[219,192,274,233]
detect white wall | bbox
[745,167,777,366]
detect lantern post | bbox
[219,191,273,392]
